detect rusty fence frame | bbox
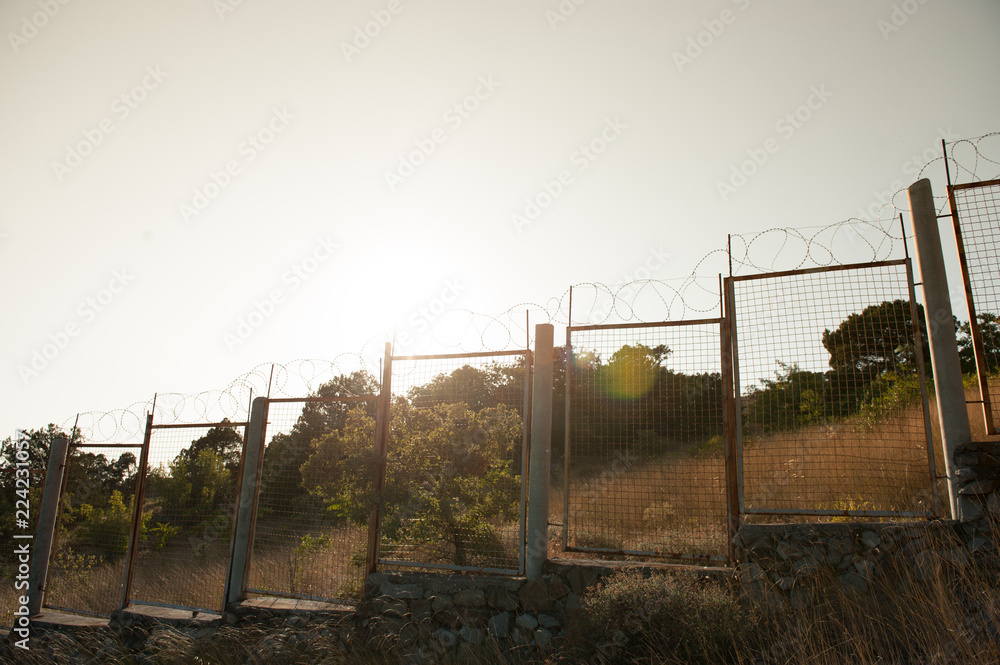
[946,176,1000,436]
[724,258,940,520]
[377,349,533,576]
[239,394,379,606]
[562,315,738,565]
[118,416,250,616]
[40,433,146,618]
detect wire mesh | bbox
[44,444,141,617]
[248,397,377,603]
[127,423,245,613]
[380,352,528,574]
[951,182,1000,434]
[730,261,936,520]
[563,321,728,563]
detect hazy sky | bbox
[2,0,999,441]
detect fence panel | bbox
[125,422,246,614]
[247,397,377,603]
[43,443,141,617]
[563,320,730,563]
[729,260,938,520]
[949,180,1000,435]
[379,351,530,575]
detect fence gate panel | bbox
[123,421,247,614]
[246,396,377,603]
[563,319,730,564]
[948,179,1000,436]
[379,351,530,575]
[43,440,142,618]
[728,260,938,520]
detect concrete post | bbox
[225,396,268,608]
[908,178,974,519]
[526,324,554,579]
[27,434,70,616]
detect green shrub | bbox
[563,569,753,664]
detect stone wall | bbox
[732,515,999,611]
[357,559,729,663]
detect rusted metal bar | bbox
[120,413,153,610]
[562,287,573,553]
[563,545,728,563]
[729,258,908,283]
[947,182,997,435]
[725,279,746,515]
[377,559,518,576]
[391,349,527,361]
[263,396,376,404]
[567,317,724,333]
[720,280,739,565]
[366,343,393,576]
[149,421,249,430]
[743,508,932,518]
[519,348,532,576]
[952,178,1000,191]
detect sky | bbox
[2,0,999,443]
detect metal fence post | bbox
[527,324,554,579]
[120,414,153,610]
[908,178,974,519]
[225,396,268,608]
[366,343,393,576]
[27,435,70,616]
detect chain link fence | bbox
[562,319,731,563]
[246,396,377,603]
[727,260,939,521]
[124,422,246,614]
[948,180,1000,435]
[378,351,530,575]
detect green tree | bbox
[259,371,379,516]
[821,300,927,379]
[407,362,525,411]
[958,312,1000,375]
[301,400,522,567]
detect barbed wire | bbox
[728,219,907,276]
[56,131,998,441]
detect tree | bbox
[821,300,927,379]
[174,419,243,476]
[958,312,1000,375]
[407,362,525,411]
[259,371,380,516]
[301,400,522,567]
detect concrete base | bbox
[30,610,109,630]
